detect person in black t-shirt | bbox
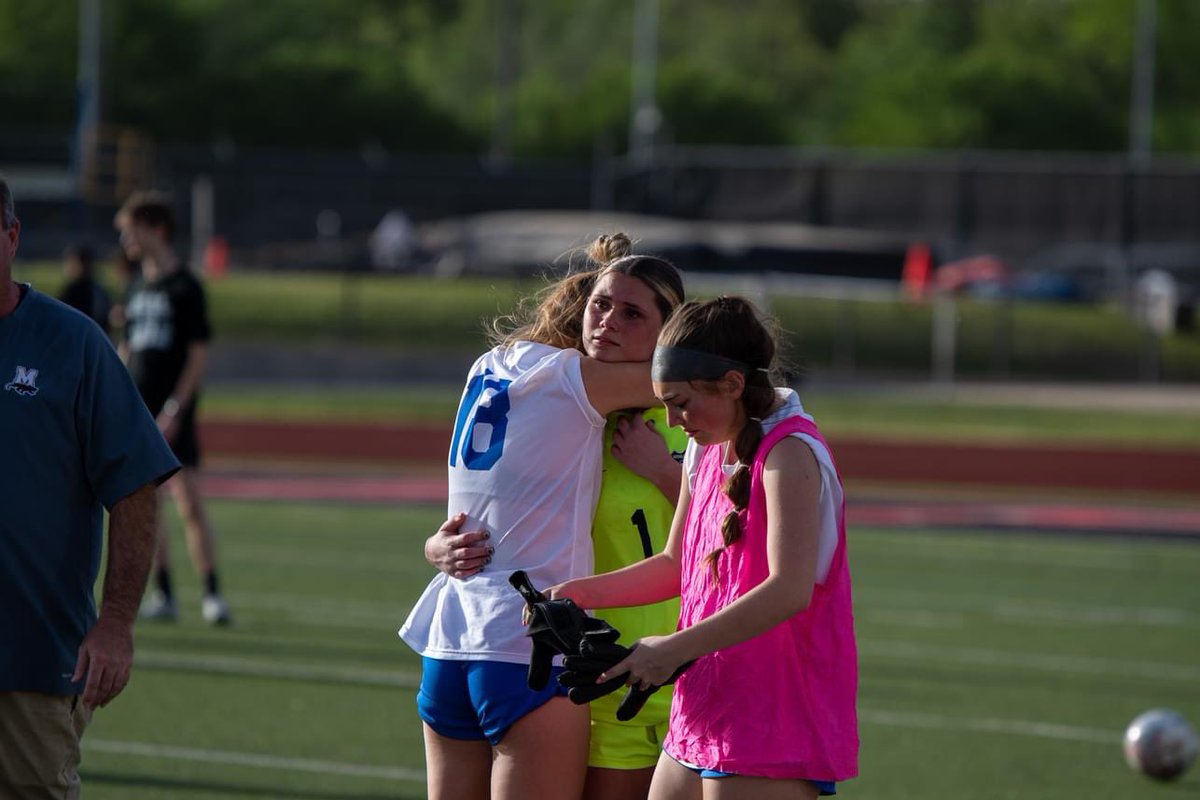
[115,191,232,626]
[58,244,111,335]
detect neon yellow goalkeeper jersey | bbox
[590,406,688,727]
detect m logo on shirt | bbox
[4,365,39,397]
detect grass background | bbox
[82,500,1200,799]
[18,259,1198,796]
[16,262,1200,381]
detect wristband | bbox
[162,397,181,417]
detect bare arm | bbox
[168,341,207,410]
[424,512,493,579]
[157,342,207,439]
[548,476,692,610]
[601,438,822,686]
[579,359,657,416]
[73,481,159,708]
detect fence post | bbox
[190,175,214,271]
[932,292,957,385]
[835,296,857,375]
[991,294,1013,378]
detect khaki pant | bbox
[0,692,93,800]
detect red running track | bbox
[200,420,1200,495]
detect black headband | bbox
[652,346,753,382]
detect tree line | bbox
[3,0,1199,158]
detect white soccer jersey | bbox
[683,388,842,584]
[400,341,607,663]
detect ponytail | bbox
[657,297,782,585]
[704,370,777,582]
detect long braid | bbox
[657,297,781,584]
[706,371,777,582]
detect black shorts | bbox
[169,401,201,468]
[146,395,202,468]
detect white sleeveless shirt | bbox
[683,388,842,584]
[399,341,606,662]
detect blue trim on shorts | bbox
[670,753,837,795]
[417,657,568,746]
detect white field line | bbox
[139,588,411,632]
[166,589,410,623]
[223,590,414,631]
[84,711,1114,786]
[854,531,1200,568]
[858,588,1198,629]
[864,640,1200,683]
[862,609,968,629]
[224,545,407,574]
[861,710,1116,745]
[200,586,1199,636]
[270,610,400,632]
[855,540,1141,571]
[136,650,421,689]
[990,601,1196,629]
[85,738,426,783]
[859,601,1196,631]
[138,634,1200,693]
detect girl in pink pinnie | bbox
[550,297,858,799]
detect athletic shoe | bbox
[139,590,178,622]
[201,594,233,626]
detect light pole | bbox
[1128,0,1157,167]
[74,0,103,201]
[1122,0,1157,308]
[628,0,661,167]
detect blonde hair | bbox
[489,232,683,349]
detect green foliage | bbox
[6,0,1200,155]
[657,62,790,147]
[0,0,77,127]
[103,0,475,150]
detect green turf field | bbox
[83,499,1200,799]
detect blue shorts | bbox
[671,753,837,795]
[417,657,569,746]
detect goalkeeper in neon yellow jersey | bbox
[586,406,687,789]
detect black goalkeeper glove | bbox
[560,630,694,721]
[557,628,631,704]
[509,570,624,691]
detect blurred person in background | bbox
[114,191,232,626]
[423,233,688,800]
[400,234,685,800]
[58,243,111,335]
[1,175,180,798]
[369,208,419,271]
[106,246,140,334]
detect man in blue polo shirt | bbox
[0,175,181,797]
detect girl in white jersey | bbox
[400,235,685,800]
